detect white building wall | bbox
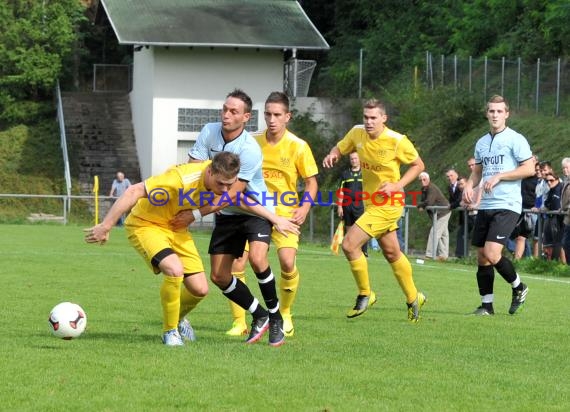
[136,47,283,178]
[131,48,155,180]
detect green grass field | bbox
[1,224,569,411]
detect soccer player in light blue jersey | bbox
[172,89,296,346]
[463,95,535,315]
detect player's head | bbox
[487,94,510,112]
[540,160,552,175]
[446,169,458,184]
[419,171,430,186]
[222,89,252,137]
[544,173,559,189]
[265,91,289,111]
[561,157,570,177]
[264,91,291,137]
[362,99,388,138]
[207,152,240,194]
[457,176,466,190]
[486,95,510,133]
[227,89,252,113]
[349,152,360,169]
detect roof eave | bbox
[125,41,330,50]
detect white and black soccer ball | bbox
[48,302,87,339]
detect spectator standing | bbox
[458,159,482,257]
[510,162,538,259]
[446,169,462,210]
[560,158,570,265]
[417,171,451,261]
[337,152,368,257]
[109,171,132,226]
[531,160,547,256]
[542,173,564,261]
[455,177,470,257]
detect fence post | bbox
[429,52,434,89]
[404,207,409,255]
[469,56,472,92]
[358,48,363,99]
[309,207,314,242]
[484,56,488,101]
[431,209,438,259]
[330,206,335,243]
[463,209,469,257]
[535,58,540,113]
[501,56,505,96]
[517,57,521,110]
[556,57,561,117]
[426,50,429,88]
[441,55,445,86]
[454,55,457,90]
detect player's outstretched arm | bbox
[169,180,248,230]
[464,164,482,204]
[236,192,299,236]
[322,146,342,168]
[292,175,318,225]
[84,182,146,244]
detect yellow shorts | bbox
[125,220,204,275]
[271,228,299,250]
[355,206,402,238]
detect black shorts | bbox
[509,212,533,240]
[342,205,364,226]
[208,214,272,257]
[472,209,520,247]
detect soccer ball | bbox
[48,302,87,339]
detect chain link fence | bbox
[424,52,569,116]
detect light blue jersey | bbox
[474,127,532,213]
[189,122,274,215]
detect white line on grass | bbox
[295,249,570,285]
[412,262,570,285]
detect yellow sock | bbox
[390,254,417,304]
[279,267,300,316]
[348,254,371,295]
[160,276,183,332]
[179,284,204,320]
[229,271,246,326]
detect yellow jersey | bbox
[254,129,318,217]
[126,161,211,228]
[337,125,418,209]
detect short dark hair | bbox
[265,91,289,111]
[227,89,252,113]
[363,99,386,113]
[211,152,240,179]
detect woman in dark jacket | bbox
[543,173,564,261]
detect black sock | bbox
[476,265,495,296]
[221,276,268,318]
[494,256,517,284]
[255,267,282,320]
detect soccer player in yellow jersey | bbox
[323,99,427,322]
[226,91,318,337]
[85,153,295,345]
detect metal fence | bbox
[2,193,565,261]
[424,52,569,116]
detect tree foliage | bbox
[0,0,86,125]
[303,0,569,98]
